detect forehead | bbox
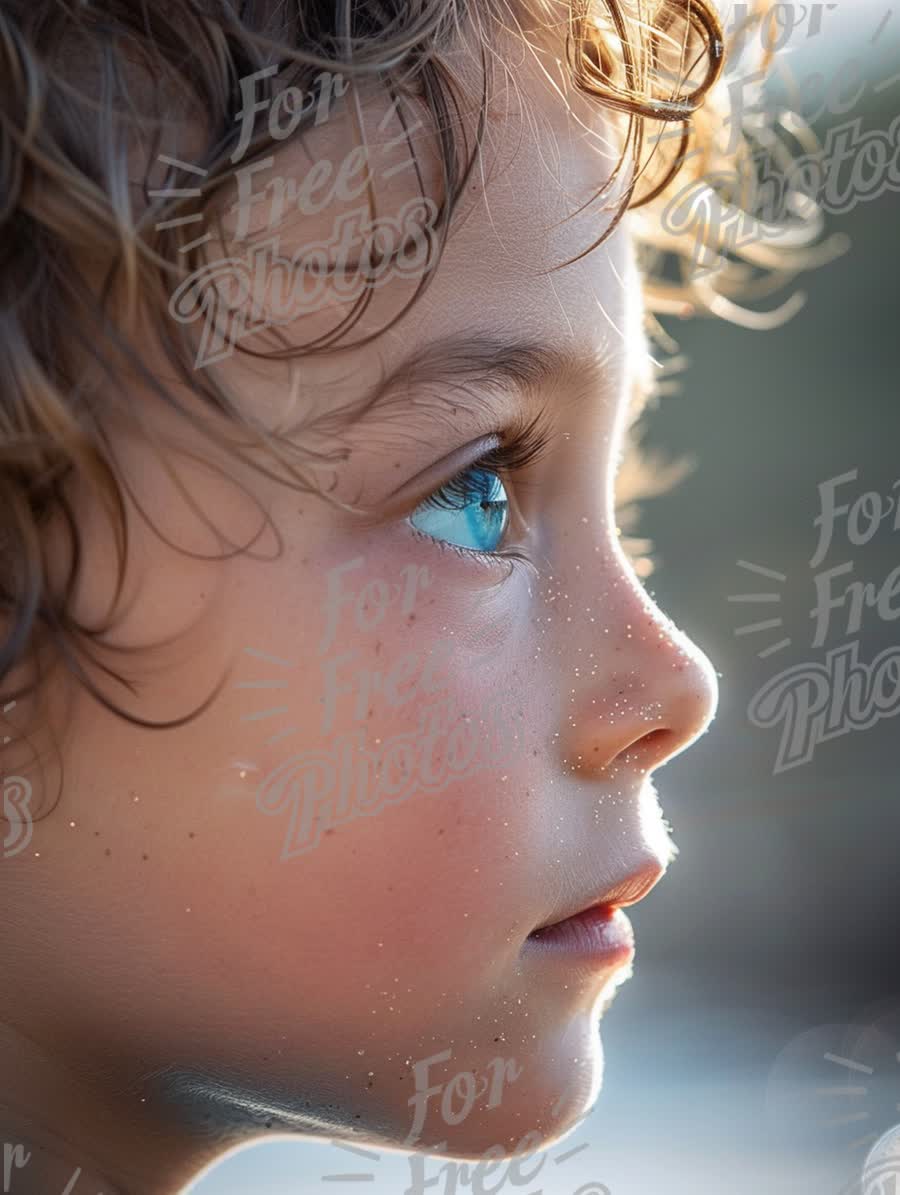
[179,14,637,432]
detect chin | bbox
[381,1036,607,1162]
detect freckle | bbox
[104,848,111,856]
[437,828,444,836]
[188,832,195,839]
[142,853,149,861]
[394,461,401,469]
[407,613,416,624]
[94,831,100,837]
[368,706,375,719]
[375,641,382,655]
[325,828,335,836]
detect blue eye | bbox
[409,465,509,553]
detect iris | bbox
[409,465,509,552]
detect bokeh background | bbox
[187,3,900,1191]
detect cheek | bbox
[230,541,538,938]
[182,545,550,1010]
[234,535,521,853]
[49,524,615,1139]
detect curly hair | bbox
[0,0,828,766]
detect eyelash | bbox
[405,411,656,580]
[408,409,554,567]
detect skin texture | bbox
[0,13,718,1195]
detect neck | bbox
[0,1023,221,1195]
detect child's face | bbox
[22,17,717,1164]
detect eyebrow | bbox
[353,332,598,424]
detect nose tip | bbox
[552,548,719,781]
[566,652,718,779]
[571,592,721,769]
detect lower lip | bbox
[523,906,635,967]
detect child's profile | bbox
[0,1,797,1191]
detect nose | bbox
[551,543,719,780]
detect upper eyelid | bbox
[344,409,556,534]
[418,461,503,503]
[392,402,556,495]
[405,436,544,522]
[382,434,502,506]
[433,412,557,486]
[411,415,555,522]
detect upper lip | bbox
[528,859,665,935]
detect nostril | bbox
[569,726,676,776]
[639,728,671,750]
[622,726,678,771]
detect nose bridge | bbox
[546,538,719,776]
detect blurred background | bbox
[187,2,900,1191]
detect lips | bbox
[526,903,635,956]
[527,859,664,938]
[520,858,663,970]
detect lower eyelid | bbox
[407,522,487,560]
[406,521,514,571]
